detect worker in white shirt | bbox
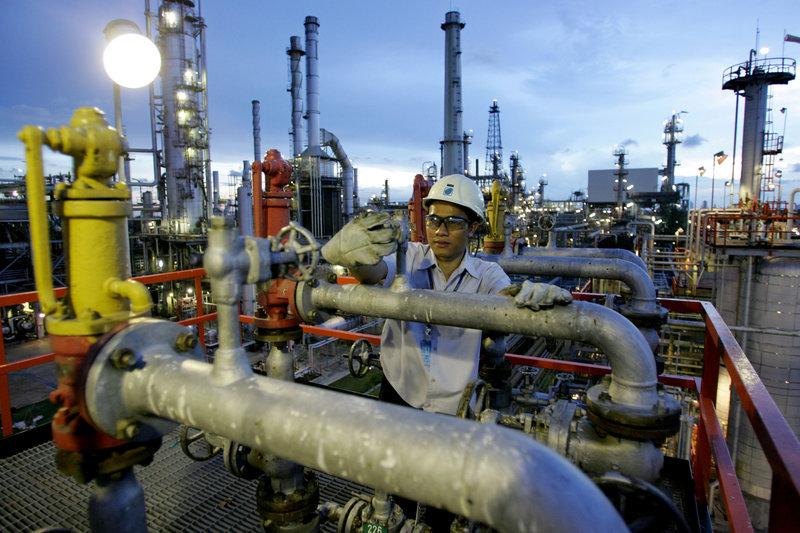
[322,174,573,416]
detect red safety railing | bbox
[704,211,800,248]
[0,268,209,438]
[1,273,798,531]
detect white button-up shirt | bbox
[380,242,510,415]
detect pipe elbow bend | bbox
[105,278,152,315]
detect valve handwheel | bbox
[456,379,489,419]
[179,424,221,461]
[348,338,373,378]
[275,222,320,281]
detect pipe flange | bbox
[82,318,203,440]
[254,327,302,343]
[585,382,681,441]
[256,470,320,525]
[290,279,330,324]
[618,304,668,327]
[223,440,261,480]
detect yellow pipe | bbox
[104,279,152,315]
[17,126,59,316]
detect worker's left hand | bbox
[510,281,573,311]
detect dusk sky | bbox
[1,0,798,206]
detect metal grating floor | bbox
[1,429,371,532]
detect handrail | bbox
[1,270,799,530]
[0,268,207,437]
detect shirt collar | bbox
[418,245,479,280]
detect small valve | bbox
[347,339,379,378]
[273,222,320,281]
[179,425,222,461]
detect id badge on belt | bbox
[422,324,433,368]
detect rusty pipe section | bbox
[521,246,647,272]
[84,330,626,532]
[297,280,658,410]
[486,254,658,315]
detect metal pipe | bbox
[287,36,305,158]
[787,187,800,237]
[485,255,658,315]
[320,128,353,219]
[521,246,647,271]
[304,17,321,153]
[86,338,626,532]
[252,99,261,163]
[112,83,129,186]
[299,280,658,409]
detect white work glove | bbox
[512,280,573,311]
[321,211,398,268]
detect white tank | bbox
[716,256,800,527]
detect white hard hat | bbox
[423,174,485,222]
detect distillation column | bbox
[156,0,210,234]
[440,11,465,176]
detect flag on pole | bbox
[786,33,800,44]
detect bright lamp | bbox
[103,20,160,88]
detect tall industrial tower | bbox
[287,36,305,159]
[485,100,503,177]
[723,50,795,207]
[661,111,685,191]
[612,146,628,220]
[440,11,465,176]
[155,0,211,235]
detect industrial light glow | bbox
[103,33,161,88]
[759,46,770,55]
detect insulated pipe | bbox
[484,255,658,315]
[304,17,321,153]
[85,338,626,532]
[287,36,305,158]
[298,280,658,409]
[521,246,647,272]
[320,128,353,218]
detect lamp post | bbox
[696,166,705,209]
[710,151,727,209]
[102,19,161,185]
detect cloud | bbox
[683,134,707,148]
[620,139,638,147]
[791,163,800,173]
[0,104,54,123]
[0,156,23,161]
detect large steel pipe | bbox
[296,280,658,409]
[521,247,647,272]
[486,255,658,315]
[84,323,626,532]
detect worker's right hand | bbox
[321,211,398,268]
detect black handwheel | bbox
[595,472,691,533]
[456,379,489,419]
[348,339,373,378]
[178,424,221,461]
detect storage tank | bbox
[716,256,800,527]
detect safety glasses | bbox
[425,214,469,231]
